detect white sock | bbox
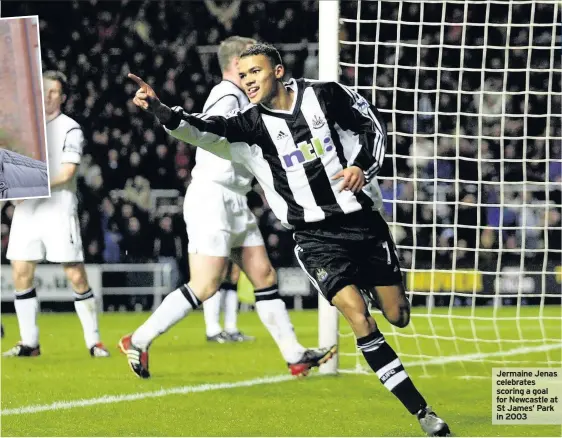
[132,285,201,349]
[14,288,39,348]
[203,290,222,337]
[73,289,100,349]
[254,285,306,364]
[223,286,239,334]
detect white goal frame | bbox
[317,0,561,376]
[318,0,341,375]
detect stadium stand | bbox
[1,0,560,291]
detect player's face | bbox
[43,78,65,115]
[238,54,283,105]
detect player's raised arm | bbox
[326,82,388,184]
[127,73,252,161]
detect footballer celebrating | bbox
[120,36,336,379]
[128,43,451,437]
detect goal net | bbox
[318,0,562,378]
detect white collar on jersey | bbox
[259,78,298,115]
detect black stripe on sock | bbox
[220,282,236,291]
[15,288,37,300]
[179,284,202,309]
[254,285,278,294]
[356,329,383,347]
[254,284,281,302]
[254,291,281,302]
[74,289,94,301]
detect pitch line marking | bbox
[404,342,562,367]
[2,343,561,416]
[1,374,295,416]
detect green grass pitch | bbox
[1,306,560,437]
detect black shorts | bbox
[293,209,403,303]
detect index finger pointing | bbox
[128,73,147,88]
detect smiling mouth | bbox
[247,86,259,98]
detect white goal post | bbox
[317,0,342,375]
[318,0,561,377]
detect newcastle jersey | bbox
[164,78,386,229]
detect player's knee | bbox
[63,263,89,292]
[263,265,277,286]
[188,280,219,302]
[11,263,34,290]
[189,271,223,299]
[250,263,277,290]
[385,301,411,328]
[69,275,89,292]
[347,312,375,337]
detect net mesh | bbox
[336,0,562,377]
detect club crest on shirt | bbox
[316,268,328,282]
[311,114,326,129]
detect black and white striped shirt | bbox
[163,78,387,229]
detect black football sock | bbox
[357,329,427,414]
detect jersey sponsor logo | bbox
[281,136,334,169]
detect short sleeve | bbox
[61,128,84,164]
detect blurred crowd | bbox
[1,1,560,279]
[340,1,562,268]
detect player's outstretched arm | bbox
[127,73,251,162]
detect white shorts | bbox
[184,183,264,257]
[6,191,84,263]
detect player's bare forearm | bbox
[50,163,77,189]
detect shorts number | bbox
[382,241,391,265]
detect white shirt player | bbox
[190,80,254,195]
[183,80,264,257]
[6,112,85,263]
[46,113,84,195]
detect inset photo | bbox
[0,15,48,200]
